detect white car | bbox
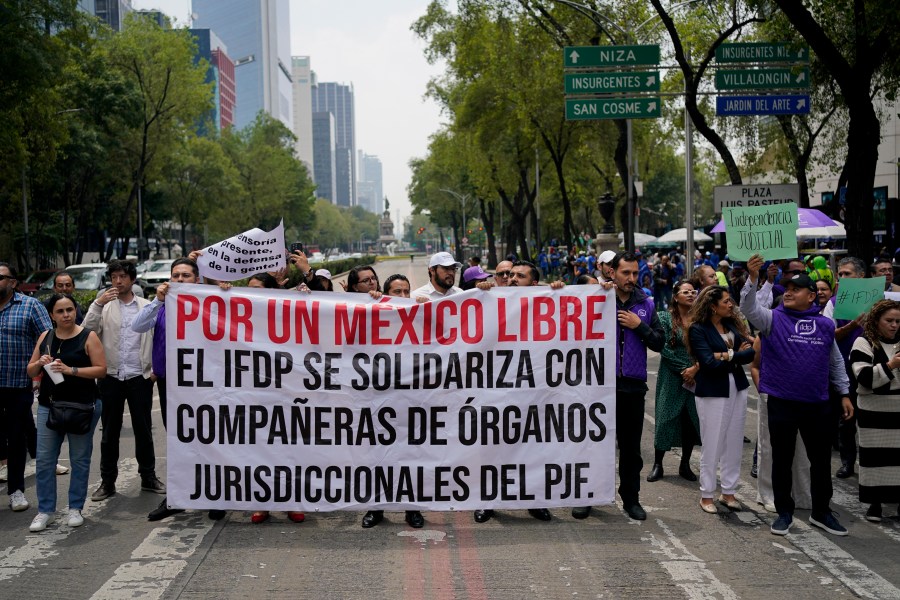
[137,259,175,297]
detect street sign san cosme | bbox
[564,71,660,95]
[566,97,661,120]
[564,45,660,68]
[713,183,801,213]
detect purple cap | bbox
[463,266,492,282]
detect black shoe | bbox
[208,510,226,521]
[646,463,664,482]
[405,510,424,528]
[141,476,166,494]
[743,436,751,443]
[624,503,647,520]
[678,462,698,482]
[528,508,552,521]
[361,510,383,528]
[147,497,184,521]
[835,463,854,478]
[750,463,759,479]
[865,503,882,523]
[91,481,116,501]
[571,506,591,519]
[473,509,494,523]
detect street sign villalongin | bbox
[565,71,660,95]
[566,97,661,120]
[716,94,810,116]
[715,67,810,91]
[564,45,660,68]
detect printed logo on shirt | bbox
[795,319,816,336]
[637,309,647,318]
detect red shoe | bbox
[250,511,270,524]
[287,511,305,523]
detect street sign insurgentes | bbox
[715,42,809,64]
[715,67,810,90]
[564,45,660,68]
[713,183,800,213]
[564,71,661,95]
[566,97,661,120]
[715,94,811,117]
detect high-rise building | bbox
[358,151,384,214]
[311,80,356,206]
[312,112,337,203]
[78,0,132,31]
[291,56,314,180]
[192,0,293,131]
[189,29,236,133]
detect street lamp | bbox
[440,188,471,254]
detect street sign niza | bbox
[564,45,660,68]
[566,97,661,120]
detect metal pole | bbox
[137,182,144,260]
[625,119,635,253]
[684,49,694,277]
[22,166,30,271]
[535,146,541,251]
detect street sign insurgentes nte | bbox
[564,71,660,94]
[565,97,661,120]
[716,94,810,117]
[564,45,660,68]
[715,67,810,90]
[715,42,809,64]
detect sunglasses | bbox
[0,274,15,282]
[785,269,805,275]
[495,271,511,278]
[357,277,378,286]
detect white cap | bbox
[598,250,617,265]
[314,269,332,280]
[428,252,462,268]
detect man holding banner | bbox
[573,252,664,521]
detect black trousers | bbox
[617,391,646,505]
[157,377,168,430]
[98,376,156,483]
[0,387,33,495]
[767,396,833,516]
[837,390,858,466]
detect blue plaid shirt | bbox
[0,292,53,388]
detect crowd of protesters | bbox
[1,241,898,539]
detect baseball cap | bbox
[428,252,462,268]
[783,272,816,292]
[463,266,492,282]
[598,250,617,264]
[314,269,332,280]
[718,260,731,269]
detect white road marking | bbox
[90,511,216,600]
[0,459,138,582]
[645,518,739,600]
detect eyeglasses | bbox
[357,277,378,286]
[438,265,459,272]
[679,289,697,295]
[0,274,15,282]
[496,271,511,278]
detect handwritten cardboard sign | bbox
[723,202,798,261]
[834,277,885,320]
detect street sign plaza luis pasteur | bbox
[563,45,661,121]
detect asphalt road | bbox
[2,256,899,599]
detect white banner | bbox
[165,284,616,512]
[197,220,285,282]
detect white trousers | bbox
[696,376,748,497]
[755,392,812,509]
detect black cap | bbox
[783,272,816,292]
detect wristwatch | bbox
[71,366,79,377]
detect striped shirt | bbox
[0,292,53,387]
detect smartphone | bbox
[289,242,304,254]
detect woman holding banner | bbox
[850,299,900,523]
[647,280,701,483]
[687,286,755,514]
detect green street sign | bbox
[564,45,660,68]
[565,97,661,120]
[564,71,660,95]
[716,42,809,64]
[715,67,810,91]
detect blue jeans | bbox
[36,400,102,513]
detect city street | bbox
[2,257,900,599]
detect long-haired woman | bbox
[850,299,900,523]
[648,280,701,483]
[687,286,755,514]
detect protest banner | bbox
[834,276,886,320]
[887,292,900,301]
[722,202,798,261]
[165,285,617,512]
[197,220,286,282]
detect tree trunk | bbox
[479,197,498,268]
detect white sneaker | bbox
[0,464,7,482]
[56,464,69,475]
[29,512,52,532]
[9,490,29,512]
[67,509,84,527]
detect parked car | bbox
[137,259,174,298]
[18,269,59,296]
[33,264,109,302]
